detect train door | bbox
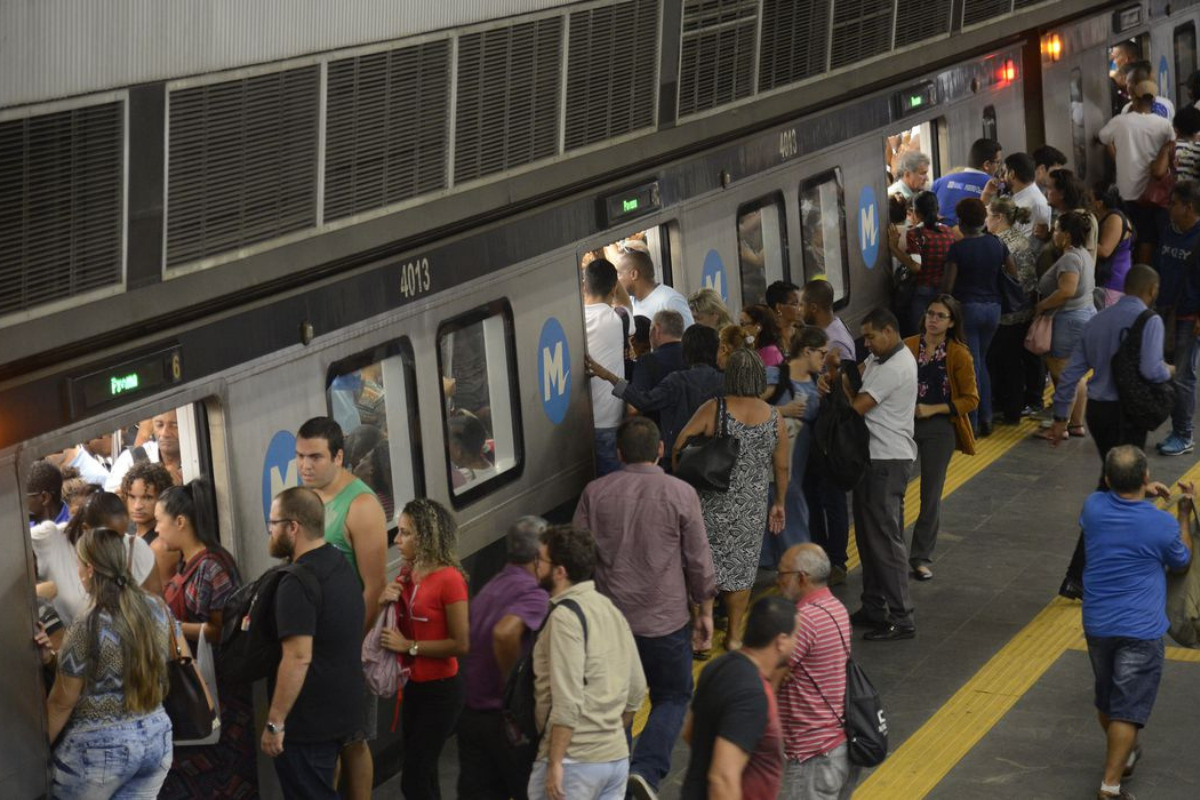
[883,119,941,194]
[1174,20,1197,109]
[1042,29,1111,183]
[1109,32,1152,117]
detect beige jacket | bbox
[533,581,647,762]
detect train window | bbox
[326,339,424,523]
[883,122,936,194]
[799,170,850,307]
[736,195,788,307]
[437,300,523,505]
[1175,23,1197,108]
[1070,67,1089,179]
[982,105,998,141]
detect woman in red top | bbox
[381,498,470,800]
[889,190,958,336]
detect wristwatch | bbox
[266,721,285,735]
[408,640,420,657]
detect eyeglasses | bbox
[267,518,295,532]
[777,570,806,579]
[925,310,952,320]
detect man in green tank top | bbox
[296,416,388,800]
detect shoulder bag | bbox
[362,602,409,698]
[164,616,218,743]
[674,397,741,492]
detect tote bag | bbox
[164,620,217,743]
[675,397,740,492]
[175,631,222,747]
[1024,313,1054,356]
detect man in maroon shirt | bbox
[574,416,716,798]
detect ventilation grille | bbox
[325,42,451,222]
[759,0,830,92]
[894,0,952,48]
[455,19,564,184]
[1013,0,1048,8]
[678,0,758,117]
[167,67,319,268]
[0,103,124,316]
[565,0,659,151]
[831,0,894,70]
[964,0,1014,26]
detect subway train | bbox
[2,0,1197,794]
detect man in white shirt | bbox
[887,150,931,201]
[1004,152,1052,243]
[840,308,918,642]
[615,244,695,327]
[583,259,628,476]
[105,409,183,492]
[1099,80,1175,203]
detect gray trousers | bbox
[910,415,956,567]
[852,459,915,627]
[780,743,860,800]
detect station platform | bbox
[380,413,1200,799]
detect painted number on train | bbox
[399,258,431,298]
[858,186,880,269]
[538,317,571,424]
[261,430,299,524]
[778,128,799,161]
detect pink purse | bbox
[1024,313,1054,356]
[362,602,408,697]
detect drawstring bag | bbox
[362,602,409,697]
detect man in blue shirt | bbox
[930,138,1003,227]
[1048,265,1173,598]
[1079,446,1192,800]
[1153,181,1200,456]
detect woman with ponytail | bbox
[155,477,257,797]
[40,527,174,798]
[1090,180,1136,308]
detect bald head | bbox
[779,543,832,600]
[1104,445,1148,495]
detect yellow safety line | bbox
[855,457,1200,798]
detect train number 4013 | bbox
[779,129,798,161]
[400,258,432,298]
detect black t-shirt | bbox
[272,543,366,742]
[681,651,772,799]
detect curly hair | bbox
[121,460,175,497]
[402,498,462,573]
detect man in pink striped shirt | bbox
[776,544,859,800]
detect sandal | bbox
[1034,428,1068,441]
[1068,425,1087,438]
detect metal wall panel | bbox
[0,0,579,108]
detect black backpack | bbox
[812,373,870,491]
[218,562,321,684]
[796,604,889,768]
[502,598,588,750]
[1111,309,1175,432]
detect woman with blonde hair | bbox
[39,527,174,798]
[381,498,470,800]
[716,323,756,369]
[689,287,734,330]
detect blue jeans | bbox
[1171,318,1199,439]
[51,710,173,800]
[961,301,1001,428]
[629,625,694,788]
[594,428,620,476]
[762,425,813,569]
[528,758,629,800]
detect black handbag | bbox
[675,397,741,492]
[163,619,216,741]
[998,269,1029,316]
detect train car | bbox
[4,0,1199,795]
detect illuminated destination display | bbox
[893,81,938,120]
[69,347,183,417]
[601,180,661,226]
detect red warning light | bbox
[1003,59,1017,82]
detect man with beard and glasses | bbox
[261,487,366,799]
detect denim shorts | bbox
[52,709,173,799]
[1086,635,1165,727]
[1050,306,1095,359]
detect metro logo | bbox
[542,341,567,402]
[537,317,571,424]
[858,186,880,269]
[860,203,877,249]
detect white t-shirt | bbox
[630,284,695,328]
[67,446,111,487]
[860,346,918,462]
[104,440,160,493]
[1121,96,1176,121]
[1011,183,1052,239]
[1098,112,1175,201]
[585,302,627,429]
[31,521,156,625]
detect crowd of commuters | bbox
[24,49,1200,800]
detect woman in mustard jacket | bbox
[904,294,979,581]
